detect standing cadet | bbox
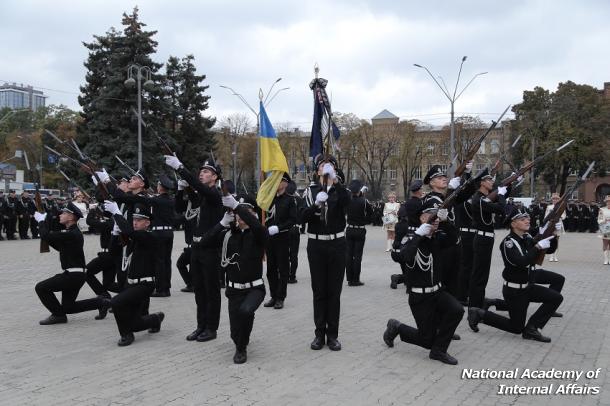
[16,191,32,239]
[287,181,302,284]
[383,199,464,365]
[34,202,110,324]
[175,179,200,292]
[345,179,373,286]
[6,190,18,239]
[0,190,6,240]
[103,201,165,346]
[390,180,423,289]
[263,173,297,309]
[300,154,350,351]
[200,194,267,363]
[468,174,508,310]
[165,155,224,343]
[467,207,562,342]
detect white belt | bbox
[460,228,476,233]
[64,268,85,273]
[227,279,264,289]
[504,281,528,289]
[308,232,345,240]
[391,248,400,253]
[410,283,442,294]
[407,226,417,231]
[347,225,366,229]
[192,236,202,243]
[152,226,173,231]
[476,230,495,238]
[128,276,155,284]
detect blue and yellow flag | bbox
[256,101,289,211]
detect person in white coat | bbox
[544,193,566,262]
[383,192,400,252]
[597,195,610,265]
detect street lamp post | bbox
[219,80,290,189]
[414,57,487,176]
[125,64,154,170]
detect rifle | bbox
[114,155,137,176]
[56,167,92,201]
[22,149,50,253]
[426,168,490,224]
[486,139,574,202]
[533,161,595,265]
[452,105,511,177]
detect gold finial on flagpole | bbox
[314,62,319,79]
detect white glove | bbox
[360,186,368,194]
[315,191,328,206]
[322,163,336,180]
[164,155,183,170]
[34,212,47,223]
[465,161,473,174]
[497,186,508,196]
[448,177,461,189]
[91,175,98,186]
[539,223,548,235]
[222,194,239,210]
[415,223,433,237]
[537,235,555,250]
[268,225,279,236]
[555,222,562,231]
[437,208,448,221]
[103,200,121,216]
[111,222,121,235]
[220,211,235,227]
[95,169,110,184]
[177,179,189,191]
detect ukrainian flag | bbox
[256,101,289,211]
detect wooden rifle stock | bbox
[34,188,50,253]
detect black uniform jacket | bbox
[265,193,297,233]
[300,181,350,235]
[113,214,157,279]
[500,231,558,284]
[39,221,86,269]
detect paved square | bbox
[1,228,609,405]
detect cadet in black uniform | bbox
[263,173,297,309]
[103,201,165,346]
[468,174,508,309]
[165,155,224,343]
[300,154,350,351]
[345,179,373,286]
[0,190,6,239]
[287,181,302,284]
[390,180,425,289]
[34,202,110,324]
[84,202,115,309]
[383,199,464,365]
[175,179,200,292]
[6,190,18,240]
[16,191,32,239]
[467,207,562,342]
[201,194,267,363]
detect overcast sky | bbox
[2,0,608,129]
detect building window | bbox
[441,144,449,156]
[413,166,421,179]
[427,142,435,156]
[372,169,379,179]
[478,141,486,154]
[490,140,500,154]
[389,169,397,180]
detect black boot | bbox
[383,319,401,347]
[522,325,551,343]
[39,314,68,325]
[310,336,325,350]
[233,348,247,364]
[287,277,297,284]
[148,312,165,333]
[95,297,112,320]
[429,350,458,365]
[327,337,342,351]
[196,329,217,342]
[551,311,563,318]
[180,286,194,293]
[467,307,485,333]
[186,327,204,341]
[117,333,135,347]
[263,298,276,308]
[273,299,284,309]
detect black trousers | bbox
[226,287,266,351]
[18,215,29,238]
[111,282,156,336]
[440,241,460,297]
[35,271,101,317]
[191,247,221,331]
[154,230,174,293]
[457,231,475,302]
[266,233,290,300]
[114,248,127,292]
[288,227,300,279]
[468,234,495,308]
[495,269,565,311]
[30,216,38,238]
[345,227,366,283]
[177,246,193,287]
[86,252,115,296]
[398,289,464,353]
[307,237,346,339]
[483,284,563,333]
[5,215,16,239]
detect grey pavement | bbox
[1,228,609,405]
